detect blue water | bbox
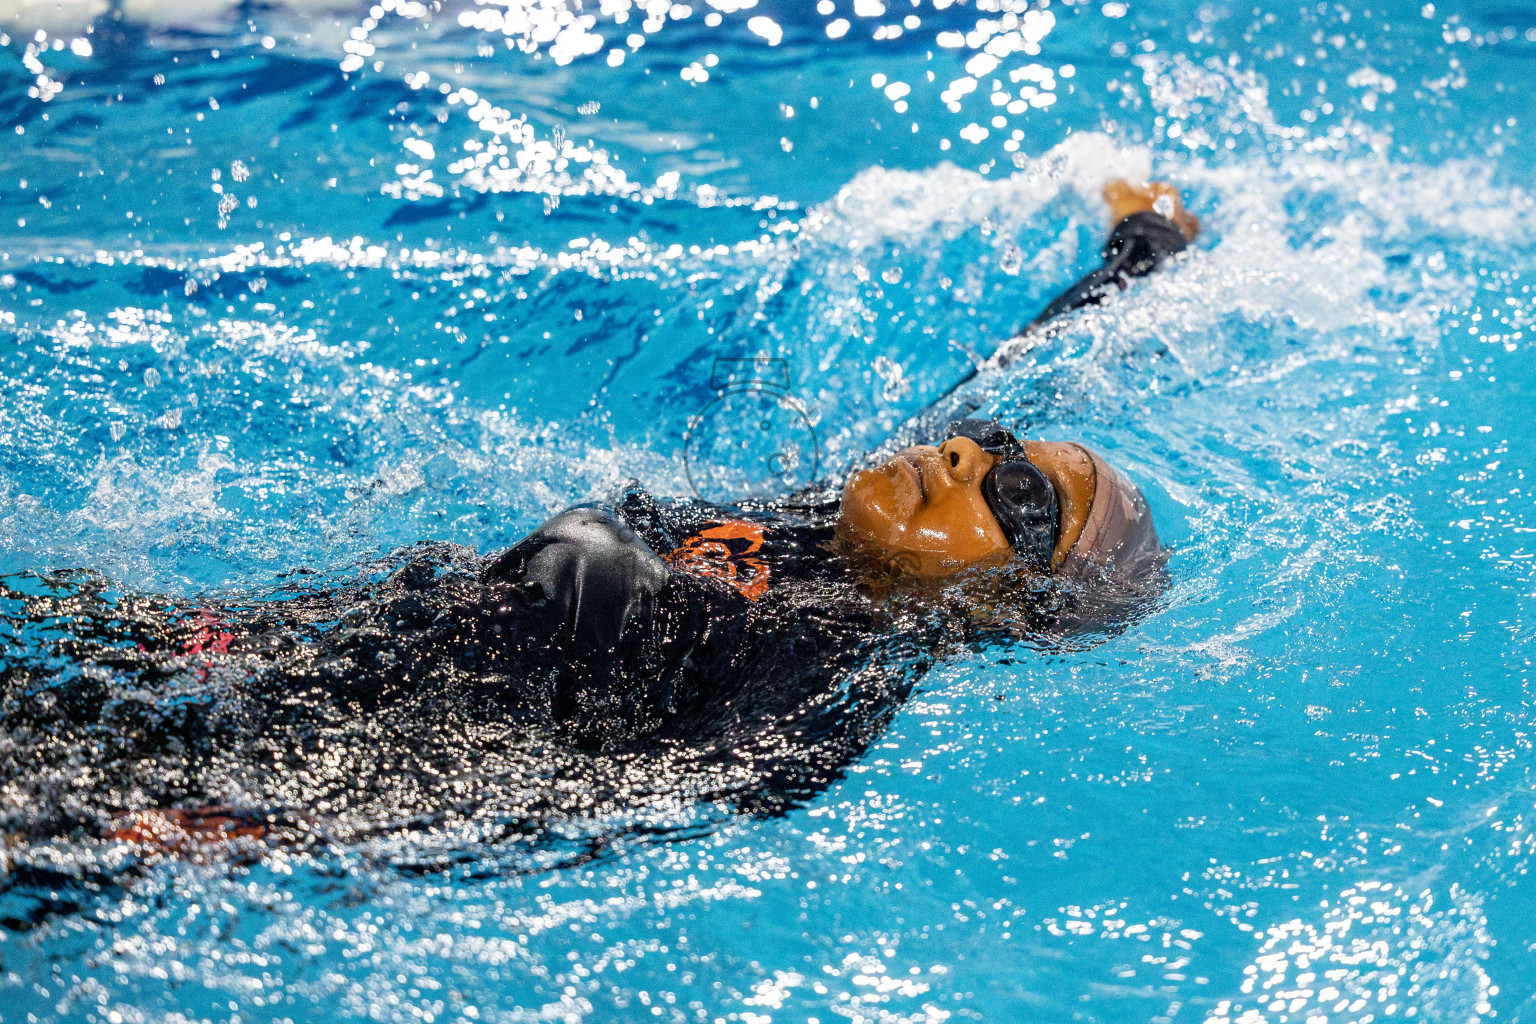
[4,0,1536,1020]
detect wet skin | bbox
[838,436,1012,579]
[1104,179,1201,243]
[836,180,1195,582]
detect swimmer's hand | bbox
[1103,179,1200,242]
[109,807,270,860]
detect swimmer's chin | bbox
[831,522,1012,587]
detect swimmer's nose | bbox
[936,436,993,484]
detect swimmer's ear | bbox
[1102,179,1200,243]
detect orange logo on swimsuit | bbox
[665,519,770,601]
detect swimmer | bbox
[0,180,1199,857]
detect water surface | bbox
[3,0,1536,1021]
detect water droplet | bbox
[1000,243,1023,276]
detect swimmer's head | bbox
[837,420,1058,580]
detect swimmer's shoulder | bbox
[611,485,851,599]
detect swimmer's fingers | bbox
[109,807,271,861]
[1102,179,1200,242]
[109,809,190,850]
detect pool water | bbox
[4,0,1536,1021]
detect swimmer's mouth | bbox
[892,453,924,493]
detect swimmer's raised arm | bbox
[888,179,1200,445]
[1007,179,1199,358]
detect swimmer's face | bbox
[837,436,1011,579]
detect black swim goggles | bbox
[944,418,1060,571]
